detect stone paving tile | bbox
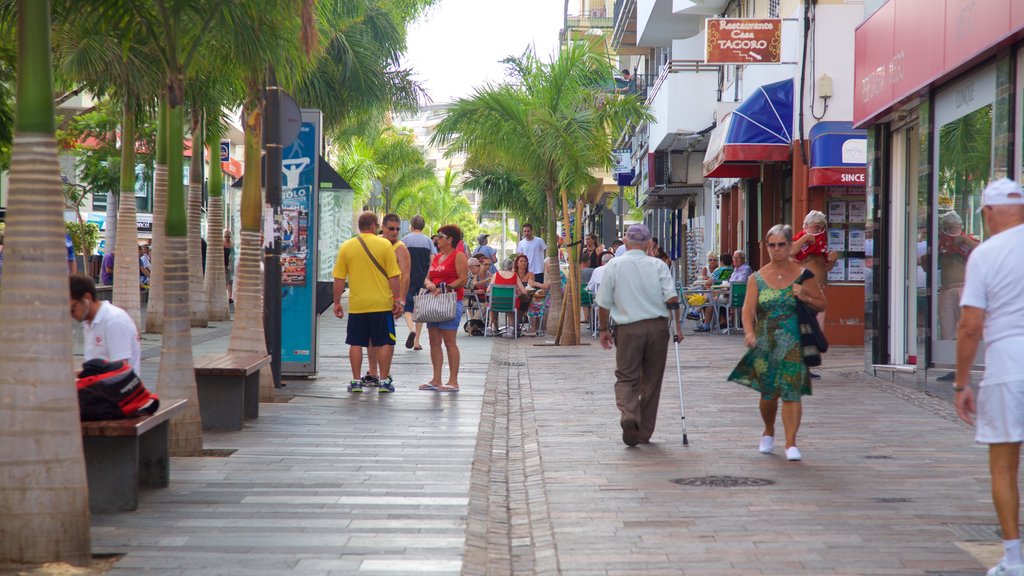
[92,309,490,575]
[522,331,995,575]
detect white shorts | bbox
[975,381,1024,444]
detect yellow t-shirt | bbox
[333,233,401,313]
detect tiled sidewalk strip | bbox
[462,339,560,576]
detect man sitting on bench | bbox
[70,274,141,371]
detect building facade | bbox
[854,0,1024,390]
[616,0,867,345]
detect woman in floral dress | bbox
[729,224,826,462]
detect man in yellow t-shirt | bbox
[333,211,403,393]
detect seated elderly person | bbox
[469,253,493,301]
[586,252,614,294]
[525,257,553,336]
[694,253,734,332]
[464,257,489,321]
[729,249,752,284]
[488,257,526,336]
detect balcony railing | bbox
[566,14,615,29]
[645,60,721,106]
[612,0,636,49]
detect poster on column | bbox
[280,110,321,373]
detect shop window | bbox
[932,64,995,367]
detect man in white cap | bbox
[595,223,683,447]
[954,178,1024,576]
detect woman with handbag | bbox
[420,225,469,392]
[728,224,826,462]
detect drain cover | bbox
[873,497,912,503]
[671,475,775,487]
[864,455,894,459]
[498,361,526,367]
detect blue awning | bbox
[808,121,866,187]
[704,78,794,178]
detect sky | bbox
[402,0,566,104]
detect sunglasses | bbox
[767,242,788,249]
[385,226,399,231]
[437,234,449,239]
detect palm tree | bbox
[204,109,233,321]
[146,97,169,333]
[0,0,91,566]
[432,40,651,343]
[463,166,546,233]
[55,12,163,329]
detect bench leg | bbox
[83,436,139,512]
[244,372,260,420]
[139,420,170,488]
[196,376,245,431]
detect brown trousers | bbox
[613,317,670,441]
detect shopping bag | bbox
[413,286,457,323]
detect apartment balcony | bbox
[636,0,729,47]
[646,59,719,151]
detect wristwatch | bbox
[953,384,967,392]
[597,326,609,332]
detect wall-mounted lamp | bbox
[817,74,833,100]
[813,74,832,120]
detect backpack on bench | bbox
[77,359,160,421]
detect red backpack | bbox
[77,359,159,421]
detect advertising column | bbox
[280,110,321,375]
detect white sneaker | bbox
[785,446,802,461]
[988,560,1024,576]
[758,435,774,454]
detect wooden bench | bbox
[194,352,271,431]
[81,398,187,513]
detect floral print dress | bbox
[728,272,811,401]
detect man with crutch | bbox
[596,224,684,447]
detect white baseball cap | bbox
[982,178,1024,207]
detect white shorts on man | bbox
[976,381,1024,443]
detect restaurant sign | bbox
[705,18,782,65]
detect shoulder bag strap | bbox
[355,235,388,279]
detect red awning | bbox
[703,162,762,179]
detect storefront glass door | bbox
[931,65,994,368]
[888,124,919,365]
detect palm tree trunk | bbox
[204,123,229,321]
[187,109,208,326]
[156,235,203,455]
[146,100,169,333]
[159,89,203,455]
[229,98,273,402]
[544,189,562,336]
[0,0,90,566]
[556,188,580,345]
[113,103,142,329]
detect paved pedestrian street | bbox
[67,315,1006,575]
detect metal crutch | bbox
[670,316,689,445]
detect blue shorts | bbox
[427,301,463,332]
[346,311,396,347]
[404,291,417,314]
